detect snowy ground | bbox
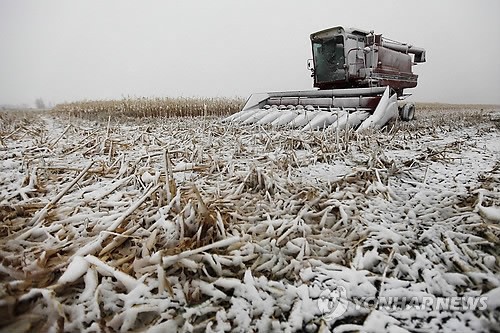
[0,107,499,332]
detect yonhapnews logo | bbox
[317,286,348,320]
[317,287,489,321]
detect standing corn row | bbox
[52,96,245,120]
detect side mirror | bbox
[307,59,314,71]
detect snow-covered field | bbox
[0,106,499,332]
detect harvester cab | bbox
[225,26,426,130]
[309,27,426,96]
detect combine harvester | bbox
[225,26,426,130]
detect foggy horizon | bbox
[1,0,499,107]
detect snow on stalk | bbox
[0,106,498,332]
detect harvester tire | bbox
[400,103,415,121]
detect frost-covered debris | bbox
[0,107,499,332]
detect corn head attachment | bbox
[225,26,425,130]
[225,86,399,131]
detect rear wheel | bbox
[400,103,415,121]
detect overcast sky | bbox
[1,0,499,106]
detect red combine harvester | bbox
[225,26,426,130]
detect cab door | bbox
[312,36,346,88]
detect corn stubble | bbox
[0,104,499,332]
